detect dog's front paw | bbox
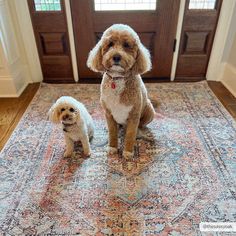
[107,146,118,155]
[64,151,73,158]
[123,151,134,160]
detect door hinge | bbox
[173,39,177,52]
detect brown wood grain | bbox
[208,81,236,118]
[70,0,180,79]
[0,83,40,150]
[176,0,223,79]
[27,0,74,82]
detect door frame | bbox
[15,0,236,82]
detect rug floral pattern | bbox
[0,82,235,236]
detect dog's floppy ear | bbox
[132,43,152,75]
[48,103,60,123]
[87,40,104,73]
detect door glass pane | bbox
[189,0,216,9]
[34,0,62,11]
[94,0,157,11]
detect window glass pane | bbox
[94,0,157,11]
[35,5,41,10]
[34,0,62,11]
[42,4,46,10]
[55,3,61,10]
[189,0,216,9]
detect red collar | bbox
[105,72,126,89]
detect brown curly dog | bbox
[87,24,155,159]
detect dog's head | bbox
[48,96,80,124]
[87,24,151,76]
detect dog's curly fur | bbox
[87,24,155,159]
[48,96,94,157]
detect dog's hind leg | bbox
[139,99,155,128]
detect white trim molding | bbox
[171,0,186,81]
[0,0,38,97]
[206,0,236,81]
[65,0,79,82]
[14,0,43,83]
[0,74,28,97]
[0,1,20,66]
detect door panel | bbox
[176,0,222,79]
[28,0,74,82]
[71,0,180,80]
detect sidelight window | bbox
[189,0,216,9]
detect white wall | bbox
[221,3,236,64]
[0,0,42,97]
[206,0,236,97]
[220,31,236,97]
[228,35,236,68]
[13,0,43,83]
[218,1,236,97]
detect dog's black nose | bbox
[63,114,69,120]
[113,54,121,63]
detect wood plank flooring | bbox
[208,81,236,119]
[0,83,40,150]
[0,81,235,151]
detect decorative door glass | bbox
[34,0,61,11]
[94,0,157,11]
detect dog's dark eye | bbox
[123,42,130,48]
[108,41,114,48]
[61,108,65,112]
[69,108,75,112]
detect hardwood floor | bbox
[0,83,40,150]
[208,81,236,119]
[0,81,236,151]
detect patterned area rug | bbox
[0,82,235,236]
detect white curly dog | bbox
[48,96,94,157]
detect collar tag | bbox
[111,82,116,89]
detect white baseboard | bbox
[0,76,28,97]
[221,63,236,98]
[207,62,226,81]
[0,63,31,97]
[15,80,28,97]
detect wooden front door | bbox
[71,0,180,80]
[28,0,74,82]
[175,0,222,80]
